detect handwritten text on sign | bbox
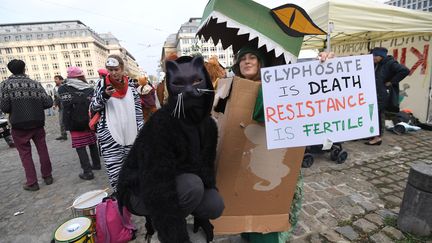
[260,55,379,149]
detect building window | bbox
[63,52,70,59]
[26,34,32,40]
[36,34,43,39]
[27,46,34,52]
[54,71,61,76]
[5,48,13,54]
[82,42,88,48]
[44,73,51,80]
[40,55,47,61]
[48,45,56,51]
[219,54,225,59]
[29,55,37,61]
[4,36,11,42]
[42,64,49,70]
[52,63,59,69]
[7,56,14,62]
[88,69,94,76]
[0,57,4,64]
[32,65,39,71]
[71,43,79,49]
[85,60,92,67]
[61,44,68,49]
[83,51,91,57]
[50,54,57,60]
[34,74,41,80]
[210,47,216,51]
[16,47,23,53]
[47,33,54,39]
[65,62,71,68]
[38,46,45,51]
[75,61,82,67]
[15,35,22,41]
[0,67,7,75]
[73,51,81,58]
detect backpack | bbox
[64,86,92,131]
[96,197,136,243]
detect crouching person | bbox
[117,56,224,243]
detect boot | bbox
[79,171,94,180]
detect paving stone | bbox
[369,232,394,243]
[302,204,318,216]
[335,226,359,241]
[308,182,326,190]
[377,209,398,219]
[309,233,321,243]
[353,218,378,233]
[385,195,402,205]
[380,177,394,184]
[357,201,378,212]
[382,226,404,240]
[320,230,347,242]
[325,187,345,196]
[364,213,384,226]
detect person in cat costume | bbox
[117,56,225,243]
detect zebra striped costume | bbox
[90,77,144,190]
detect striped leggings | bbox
[98,128,132,191]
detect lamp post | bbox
[326,21,334,52]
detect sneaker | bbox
[92,165,101,170]
[79,172,94,180]
[55,136,67,141]
[23,183,40,191]
[43,176,53,185]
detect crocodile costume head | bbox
[197,0,325,66]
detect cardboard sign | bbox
[261,55,379,149]
[212,77,304,234]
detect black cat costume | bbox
[117,56,224,243]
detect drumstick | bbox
[67,188,110,210]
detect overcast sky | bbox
[0,0,386,76]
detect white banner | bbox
[261,55,379,149]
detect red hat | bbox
[97,68,109,76]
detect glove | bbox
[193,217,214,243]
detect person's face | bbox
[373,55,383,64]
[54,77,62,85]
[239,53,261,81]
[107,66,124,80]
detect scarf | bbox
[106,74,129,98]
[66,78,92,90]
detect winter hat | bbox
[232,46,268,76]
[97,68,108,76]
[7,59,26,75]
[67,66,84,78]
[371,47,388,58]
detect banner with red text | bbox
[261,55,379,149]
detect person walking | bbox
[0,59,54,191]
[58,66,101,180]
[54,75,68,140]
[90,54,144,190]
[366,47,410,145]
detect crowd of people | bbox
[0,43,409,242]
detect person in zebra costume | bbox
[90,54,144,190]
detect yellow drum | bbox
[54,217,94,243]
[72,190,108,218]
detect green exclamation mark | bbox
[369,104,374,133]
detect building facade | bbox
[385,0,432,11]
[0,20,140,90]
[165,18,235,69]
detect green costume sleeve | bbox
[253,86,265,123]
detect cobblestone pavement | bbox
[0,115,431,242]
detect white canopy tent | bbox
[301,0,432,123]
[301,0,432,50]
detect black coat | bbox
[374,55,409,110]
[58,84,94,131]
[117,106,218,242]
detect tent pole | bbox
[326,21,334,52]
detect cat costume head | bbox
[165,56,214,123]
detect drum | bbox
[72,190,108,218]
[53,217,94,243]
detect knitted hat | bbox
[371,47,388,58]
[232,46,268,76]
[67,66,84,78]
[97,68,109,76]
[7,59,26,75]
